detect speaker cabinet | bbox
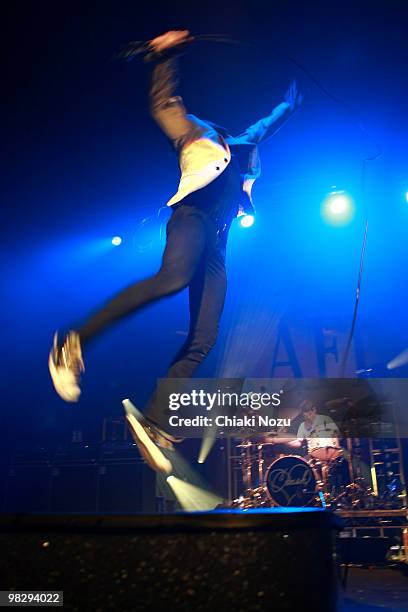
[5,465,51,513]
[98,462,155,513]
[50,465,98,513]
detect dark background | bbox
[2,0,408,461]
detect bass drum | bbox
[265,455,318,507]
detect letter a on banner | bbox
[270,319,302,377]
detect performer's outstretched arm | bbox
[238,81,303,144]
[147,30,195,149]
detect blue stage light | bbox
[240,214,255,228]
[112,236,122,246]
[322,190,354,225]
[405,191,408,203]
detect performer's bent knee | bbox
[193,334,219,359]
[154,268,192,295]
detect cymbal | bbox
[325,397,352,406]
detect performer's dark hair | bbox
[299,399,316,413]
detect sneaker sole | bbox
[123,399,172,474]
[122,400,180,446]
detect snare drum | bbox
[308,438,343,462]
[265,455,318,507]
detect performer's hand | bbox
[148,30,193,54]
[284,80,303,111]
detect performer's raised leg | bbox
[49,205,207,403]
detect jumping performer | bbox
[48,30,303,473]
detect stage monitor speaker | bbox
[338,536,390,564]
[50,465,98,513]
[98,461,155,513]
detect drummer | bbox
[296,399,340,441]
[270,399,340,455]
[261,398,341,458]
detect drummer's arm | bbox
[265,436,303,447]
[295,423,305,442]
[283,423,304,448]
[263,423,303,447]
[287,438,303,448]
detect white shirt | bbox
[297,414,339,440]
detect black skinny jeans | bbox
[78,204,228,427]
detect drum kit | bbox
[231,427,377,510]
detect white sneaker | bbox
[48,331,84,402]
[123,399,173,474]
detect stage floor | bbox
[341,567,408,611]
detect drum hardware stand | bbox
[258,444,264,486]
[346,437,356,485]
